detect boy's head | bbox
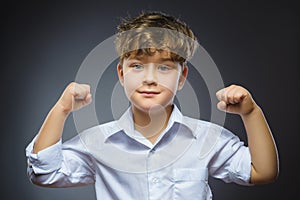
[115,11,198,66]
[115,11,198,113]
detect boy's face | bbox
[117,50,188,112]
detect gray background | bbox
[1,0,299,199]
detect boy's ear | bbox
[117,63,124,86]
[178,64,188,90]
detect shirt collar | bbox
[167,105,198,138]
[103,105,198,142]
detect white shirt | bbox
[26,105,252,200]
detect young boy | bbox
[25,11,279,199]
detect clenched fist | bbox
[57,82,92,114]
[216,84,257,116]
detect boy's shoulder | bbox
[77,120,120,143]
[181,115,236,142]
[181,115,224,133]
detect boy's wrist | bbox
[52,102,71,117]
[241,104,262,119]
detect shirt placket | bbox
[146,148,164,200]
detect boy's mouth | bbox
[138,90,160,97]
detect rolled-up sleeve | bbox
[209,128,253,186]
[25,135,95,187]
[26,139,63,175]
[227,145,252,185]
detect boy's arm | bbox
[216,84,279,184]
[33,82,91,154]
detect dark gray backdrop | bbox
[1,0,299,199]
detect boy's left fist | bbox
[216,84,257,116]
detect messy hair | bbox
[115,11,198,65]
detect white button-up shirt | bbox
[26,105,252,200]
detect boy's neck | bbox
[132,105,174,144]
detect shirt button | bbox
[152,177,160,184]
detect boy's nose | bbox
[143,65,157,85]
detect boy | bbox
[26,11,279,199]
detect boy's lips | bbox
[138,90,160,97]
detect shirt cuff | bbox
[25,138,63,175]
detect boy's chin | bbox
[133,103,173,114]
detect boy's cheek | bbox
[123,71,144,85]
[123,74,142,97]
[157,75,181,92]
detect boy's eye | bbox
[157,65,171,71]
[132,64,144,70]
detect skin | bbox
[33,51,278,185]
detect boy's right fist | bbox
[56,82,92,114]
